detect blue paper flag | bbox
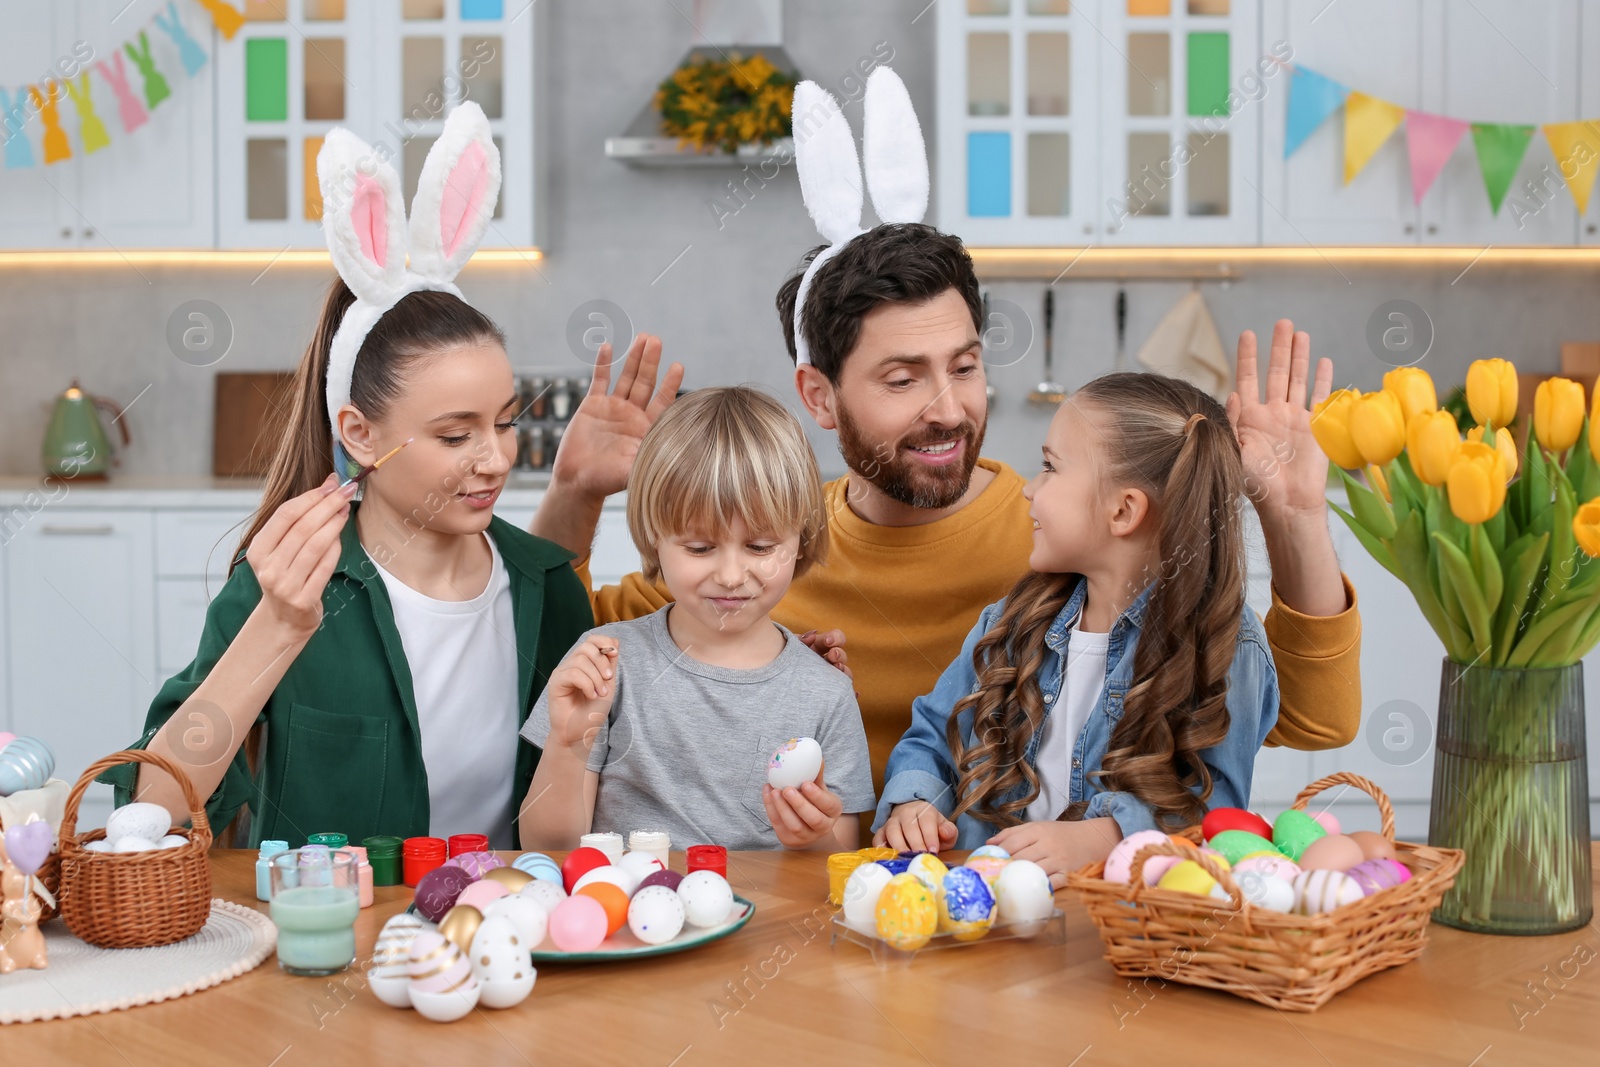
[0,87,35,169]
[1285,65,1348,158]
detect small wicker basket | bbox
[56,749,213,948]
[1067,772,1465,1012]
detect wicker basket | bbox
[56,750,213,948]
[1067,772,1465,1012]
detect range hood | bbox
[606,0,797,168]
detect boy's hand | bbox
[547,636,619,751]
[987,818,1122,889]
[762,766,844,849]
[874,801,958,854]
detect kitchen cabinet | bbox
[0,1,215,249]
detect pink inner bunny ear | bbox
[438,140,489,260]
[350,172,389,267]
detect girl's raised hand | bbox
[874,801,958,854]
[762,765,844,849]
[546,635,620,751]
[245,473,356,638]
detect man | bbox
[531,224,1360,819]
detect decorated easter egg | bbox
[875,873,938,951]
[842,860,894,927]
[560,846,611,893]
[512,851,563,881]
[573,863,639,897]
[962,854,1011,887]
[1235,870,1295,912]
[1201,807,1274,842]
[875,857,912,876]
[1232,853,1301,882]
[576,881,631,937]
[994,859,1054,931]
[1102,830,1171,884]
[548,895,609,952]
[1346,858,1412,896]
[1299,834,1366,872]
[628,885,687,945]
[105,802,171,848]
[408,930,480,1022]
[767,736,824,789]
[1309,811,1341,836]
[968,844,1010,862]
[455,879,511,913]
[1272,809,1328,861]
[638,869,684,893]
[1292,869,1364,915]
[617,850,666,883]
[445,850,505,879]
[484,892,548,950]
[0,736,55,797]
[468,914,536,1009]
[519,878,567,913]
[937,866,995,941]
[1206,829,1279,866]
[1156,860,1227,899]
[371,912,429,1008]
[83,839,112,852]
[1347,830,1397,862]
[905,852,949,892]
[481,867,534,894]
[415,864,475,923]
[437,904,485,954]
[678,870,735,928]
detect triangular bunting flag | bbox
[1543,120,1600,214]
[1405,110,1469,204]
[1285,66,1347,157]
[1344,92,1406,184]
[1471,123,1536,214]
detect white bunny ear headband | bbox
[318,102,502,475]
[791,67,929,366]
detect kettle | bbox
[42,380,129,479]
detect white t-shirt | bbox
[372,535,520,849]
[1025,611,1112,823]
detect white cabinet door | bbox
[1421,0,1580,246]
[0,1,88,249]
[1261,0,1435,246]
[5,511,156,831]
[1573,0,1600,244]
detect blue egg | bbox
[941,866,995,923]
[876,858,912,876]
[968,844,1010,862]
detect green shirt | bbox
[101,508,594,849]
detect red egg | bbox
[1202,807,1274,841]
[561,846,611,893]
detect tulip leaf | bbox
[1391,511,1470,658]
[1508,595,1593,668]
[1470,524,1504,619]
[1564,597,1600,663]
[1524,423,1553,523]
[1433,531,1493,655]
[1492,531,1549,663]
[1330,500,1402,580]
[1424,483,1467,553]
[1526,599,1600,667]
[1338,467,1396,539]
[1547,475,1578,604]
[1565,416,1594,497]
[1384,457,1418,529]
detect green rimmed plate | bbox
[406,896,757,963]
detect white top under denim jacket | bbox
[872,575,1280,846]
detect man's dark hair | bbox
[776,223,983,383]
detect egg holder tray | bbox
[1066,772,1465,1013]
[829,908,1067,964]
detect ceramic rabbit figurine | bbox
[0,835,47,974]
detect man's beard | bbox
[835,401,985,511]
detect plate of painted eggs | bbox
[831,847,1064,958]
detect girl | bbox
[101,105,592,849]
[874,373,1280,885]
[518,387,876,852]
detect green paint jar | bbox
[362,834,404,886]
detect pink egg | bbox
[1346,858,1412,896]
[1309,811,1341,836]
[455,879,511,911]
[1233,854,1301,881]
[444,851,506,878]
[1102,830,1171,884]
[407,930,472,995]
[548,894,608,952]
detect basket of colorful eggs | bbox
[56,750,213,948]
[1066,772,1464,1012]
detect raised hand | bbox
[1225,319,1335,520]
[545,636,620,752]
[246,474,355,638]
[550,334,685,501]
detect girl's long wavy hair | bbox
[947,373,1247,831]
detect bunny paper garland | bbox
[318,101,502,475]
[790,67,929,367]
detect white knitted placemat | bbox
[0,900,277,1024]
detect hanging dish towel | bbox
[1135,288,1232,399]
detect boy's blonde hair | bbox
[628,386,828,583]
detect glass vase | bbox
[1429,659,1592,935]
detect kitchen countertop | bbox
[0,473,560,509]
[5,847,1595,1063]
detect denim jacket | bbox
[873,575,1279,846]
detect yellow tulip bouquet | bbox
[1313,360,1594,931]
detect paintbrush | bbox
[340,437,413,487]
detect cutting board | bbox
[213,372,295,477]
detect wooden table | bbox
[8,847,1598,1065]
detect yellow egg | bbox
[875,873,937,951]
[1157,860,1222,897]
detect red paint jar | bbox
[687,844,727,879]
[447,833,489,858]
[403,836,447,887]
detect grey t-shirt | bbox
[520,604,875,851]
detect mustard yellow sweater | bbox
[574,458,1362,796]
